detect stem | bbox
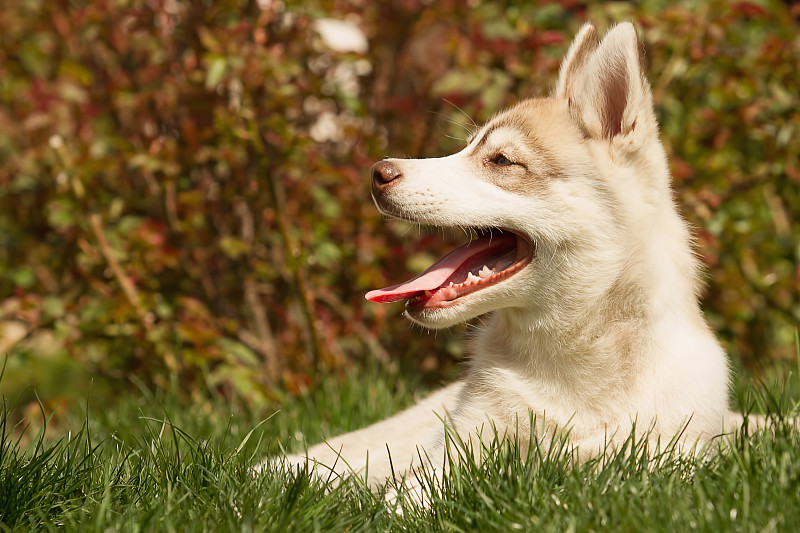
[264,168,326,370]
[88,213,153,331]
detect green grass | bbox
[1,365,799,532]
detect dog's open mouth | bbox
[365,229,534,310]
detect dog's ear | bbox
[556,22,654,143]
[555,23,598,99]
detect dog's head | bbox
[367,23,682,329]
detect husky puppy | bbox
[279,22,745,489]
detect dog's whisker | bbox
[428,109,475,141]
[442,98,478,134]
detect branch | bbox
[243,278,280,379]
[88,213,153,331]
[263,163,327,369]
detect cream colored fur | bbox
[269,22,757,492]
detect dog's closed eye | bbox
[486,153,514,167]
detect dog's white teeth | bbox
[448,282,454,288]
[478,265,493,278]
[466,272,480,284]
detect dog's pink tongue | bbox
[364,262,455,303]
[365,235,508,303]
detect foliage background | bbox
[0,0,798,410]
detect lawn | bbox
[1,363,799,532]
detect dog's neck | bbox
[478,301,641,385]
[467,252,704,413]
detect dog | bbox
[276,22,753,493]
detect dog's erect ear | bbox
[555,23,598,99]
[555,22,653,142]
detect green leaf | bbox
[206,57,227,89]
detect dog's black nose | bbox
[371,160,402,192]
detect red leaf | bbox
[731,2,769,17]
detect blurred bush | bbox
[0,0,798,404]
